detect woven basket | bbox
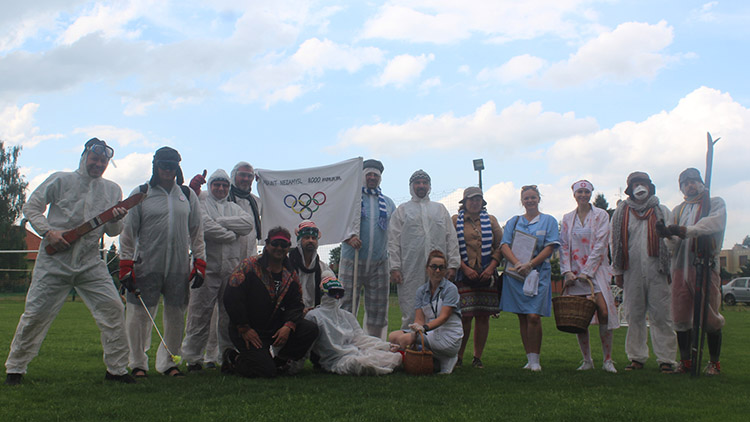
[552,277,598,334]
[403,332,433,375]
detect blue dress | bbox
[499,213,560,316]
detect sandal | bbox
[163,367,185,377]
[659,362,674,374]
[624,361,644,371]
[131,368,148,378]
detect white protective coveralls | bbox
[340,188,396,340]
[667,196,726,332]
[120,179,205,373]
[305,295,402,375]
[295,245,332,309]
[6,151,129,376]
[181,170,253,365]
[611,200,676,366]
[387,182,460,329]
[228,162,262,258]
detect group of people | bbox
[4,137,727,385]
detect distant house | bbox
[25,228,41,262]
[720,244,750,275]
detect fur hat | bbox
[624,171,655,197]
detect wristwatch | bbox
[423,324,430,332]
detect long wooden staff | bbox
[690,132,720,376]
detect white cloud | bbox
[56,0,153,45]
[478,54,547,84]
[0,103,63,147]
[540,21,675,87]
[72,125,155,148]
[375,53,434,88]
[105,151,154,194]
[420,77,441,91]
[223,38,383,106]
[338,100,598,156]
[360,1,594,44]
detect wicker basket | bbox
[403,332,433,375]
[552,277,598,334]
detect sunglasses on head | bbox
[88,144,114,159]
[428,264,446,271]
[156,160,180,171]
[269,239,291,248]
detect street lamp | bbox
[473,159,484,190]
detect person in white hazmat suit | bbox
[188,161,262,367]
[660,168,726,375]
[182,169,253,372]
[340,159,396,340]
[305,272,402,375]
[611,171,677,373]
[388,170,460,330]
[5,138,134,386]
[119,147,206,378]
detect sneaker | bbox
[577,360,594,371]
[602,360,617,373]
[187,363,203,372]
[704,361,721,376]
[5,373,22,386]
[529,363,542,372]
[204,362,217,370]
[105,372,137,384]
[472,357,484,369]
[675,360,692,374]
[522,362,530,370]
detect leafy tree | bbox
[743,235,750,248]
[328,245,340,275]
[738,261,750,278]
[720,266,734,282]
[0,141,28,281]
[106,243,120,286]
[594,193,614,218]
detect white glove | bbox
[408,323,425,333]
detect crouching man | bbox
[223,227,319,377]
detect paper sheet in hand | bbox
[506,230,537,281]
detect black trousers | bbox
[229,319,319,378]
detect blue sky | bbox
[2,0,749,247]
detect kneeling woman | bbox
[389,250,463,374]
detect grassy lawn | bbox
[1,293,749,421]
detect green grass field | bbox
[1,294,749,421]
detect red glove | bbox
[189,170,207,195]
[119,260,136,293]
[190,258,207,289]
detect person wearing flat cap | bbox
[450,187,503,369]
[611,171,677,373]
[119,146,207,378]
[340,159,396,340]
[660,168,726,375]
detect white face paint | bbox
[633,185,649,200]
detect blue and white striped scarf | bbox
[362,187,388,231]
[456,209,493,268]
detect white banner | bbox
[256,157,363,246]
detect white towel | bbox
[523,270,539,297]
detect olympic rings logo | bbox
[284,192,327,220]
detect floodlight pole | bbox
[473,159,485,190]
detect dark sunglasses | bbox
[156,160,180,171]
[428,264,446,271]
[269,239,291,248]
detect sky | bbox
[2,0,749,250]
